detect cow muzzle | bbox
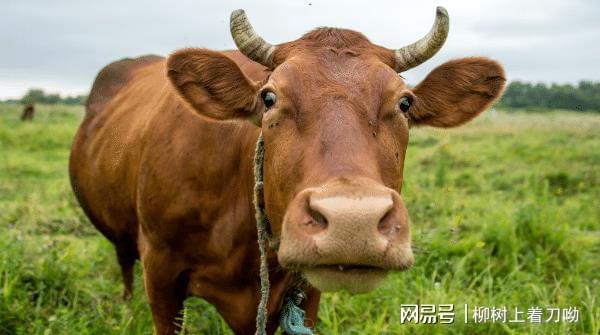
[278,177,413,293]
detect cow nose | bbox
[309,195,394,235]
[301,187,406,253]
[278,178,413,272]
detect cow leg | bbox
[142,250,187,335]
[115,239,137,300]
[301,286,321,329]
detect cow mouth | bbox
[300,264,389,293]
[312,264,384,272]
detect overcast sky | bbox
[1,0,599,99]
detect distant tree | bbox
[21,89,46,104]
[64,95,88,105]
[17,89,87,106]
[45,93,61,104]
[498,81,600,112]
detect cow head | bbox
[167,8,505,293]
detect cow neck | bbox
[252,132,314,335]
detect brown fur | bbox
[70,27,505,335]
[167,49,263,120]
[410,57,506,127]
[86,55,162,116]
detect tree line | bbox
[3,89,88,106]
[4,82,600,112]
[498,80,600,112]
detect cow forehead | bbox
[269,55,404,106]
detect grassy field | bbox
[0,103,598,335]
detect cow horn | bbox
[394,6,449,72]
[230,9,276,68]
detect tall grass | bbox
[0,105,598,334]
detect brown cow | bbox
[69,8,505,335]
[21,103,35,121]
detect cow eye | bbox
[261,91,277,109]
[399,96,411,113]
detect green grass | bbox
[0,104,598,334]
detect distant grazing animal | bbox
[69,7,505,334]
[21,103,35,121]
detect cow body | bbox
[70,54,319,334]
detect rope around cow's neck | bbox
[253,133,270,334]
[253,133,314,335]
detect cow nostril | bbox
[308,208,328,229]
[299,206,328,235]
[377,207,400,236]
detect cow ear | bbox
[407,57,506,128]
[167,48,261,120]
